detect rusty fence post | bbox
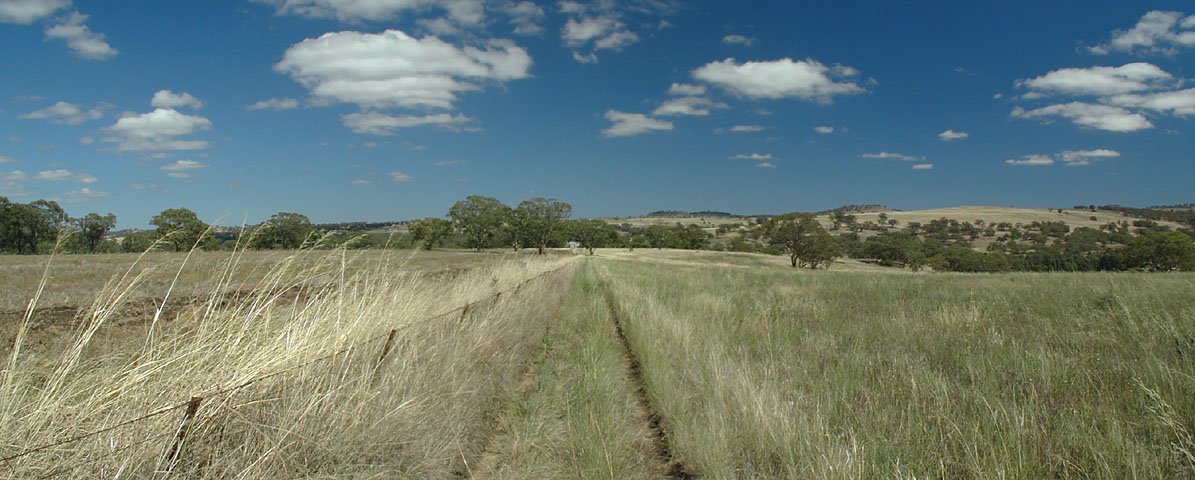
[161,396,203,473]
[458,304,470,324]
[371,328,400,385]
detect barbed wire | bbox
[0,261,575,466]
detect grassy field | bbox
[3,248,1193,478]
[0,247,578,478]
[593,257,1195,478]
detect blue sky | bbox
[1,0,1193,227]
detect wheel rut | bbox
[601,286,694,479]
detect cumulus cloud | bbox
[602,110,672,137]
[1058,149,1121,166]
[502,1,544,35]
[729,125,764,133]
[276,30,531,110]
[160,159,207,179]
[652,96,726,116]
[562,15,638,61]
[938,129,969,141]
[102,108,213,152]
[721,34,754,46]
[0,0,69,24]
[667,83,706,96]
[341,112,473,135]
[351,179,373,185]
[1016,63,1174,97]
[19,101,104,125]
[390,171,413,182]
[862,151,923,161]
[130,182,165,192]
[246,97,301,111]
[756,162,775,168]
[912,163,934,170]
[1005,155,1055,166]
[0,155,14,164]
[61,187,108,203]
[729,153,772,161]
[1011,102,1152,132]
[1088,11,1195,56]
[1,170,30,196]
[35,169,96,183]
[1105,88,1195,116]
[813,126,834,134]
[693,58,865,103]
[254,0,485,25]
[44,11,117,60]
[151,90,203,110]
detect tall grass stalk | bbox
[0,241,576,478]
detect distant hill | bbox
[643,210,740,218]
[817,204,895,215]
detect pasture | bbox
[1,248,1193,478]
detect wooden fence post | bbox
[161,396,203,473]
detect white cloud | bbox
[151,90,203,110]
[246,97,301,111]
[756,162,775,168]
[130,182,165,192]
[813,126,834,134]
[1,170,30,196]
[35,169,96,183]
[1089,11,1195,55]
[1105,88,1195,116]
[693,58,865,103]
[602,110,672,137]
[79,136,93,145]
[102,108,213,152]
[0,155,14,165]
[276,30,531,110]
[729,153,772,161]
[44,11,117,60]
[0,0,69,24]
[912,163,934,170]
[254,0,485,25]
[938,129,969,141]
[562,15,638,61]
[667,83,706,96]
[160,159,207,179]
[721,34,754,46]
[1058,149,1121,166]
[341,112,473,135]
[502,1,544,35]
[862,151,923,161]
[1016,63,1174,97]
[61,187,108,203]
[19,101,103,125]
[729,125,764,133]
[652,96,726,116]
[572,51,598,63]
[1011,102,1153,132]
[1005,154,1055,166]
[433,159,463,166]
[351,179,373,185]
[390,171,413,182]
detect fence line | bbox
[0,261,575,467]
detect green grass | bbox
[475,262,662,479]
[596,259,1195,478]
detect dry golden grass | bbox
[0,245,578,478]
[593,248,903,272]
[822,206,1181,230]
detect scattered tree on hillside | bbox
[253,212,314,250]
[763,213,842,268]
[448,195,511,251]
[77,213,117,253]
[151,208,211,252]
[512,198,572,254]
[0,198,68,254]
[409,217,453,250]
[568,219,617,254]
